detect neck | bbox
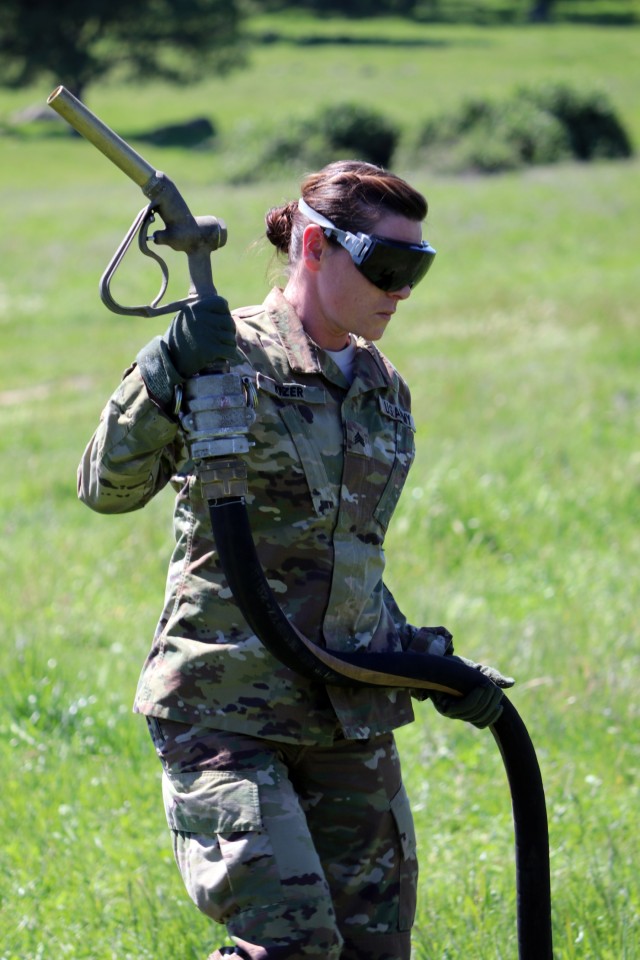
[282,278,350,351]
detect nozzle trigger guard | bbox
[99,204,197,318]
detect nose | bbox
[389,284,412,300]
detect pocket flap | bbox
[390,783,417,860]
[162,769,261,835]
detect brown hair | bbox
[265,160,428,264]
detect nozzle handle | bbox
[47,85,157,189]
[47,85,227,314]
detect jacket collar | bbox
[265,288,397,392]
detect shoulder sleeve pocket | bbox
[162,769,261,835]
[372,423,415,531]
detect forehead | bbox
[370,213,423,245]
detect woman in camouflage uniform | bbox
[79,161,511,960]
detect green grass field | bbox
[1,13,639,960]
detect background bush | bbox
[522,83,635,159]
[232,101,400,181]
[417,83,634,173]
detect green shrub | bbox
[232,102,400,182]
[314,102,399,165]
[518,83,634,160]
[417,84,633,173]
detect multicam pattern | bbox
[78,287,421,743]
[148,719,416,960]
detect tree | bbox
[0,0,246,103]
[529,0,555,21]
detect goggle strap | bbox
[297,197,336,231]
[298,199,371,263]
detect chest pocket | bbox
[278,405,339,518]
[257,374,338,519]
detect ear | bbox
[301,224,326,274]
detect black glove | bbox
[136,297,237,410]
[165,297,237,378]
[431,655,515,729]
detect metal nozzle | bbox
[47,85,157,189]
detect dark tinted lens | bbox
[357,238,435,292]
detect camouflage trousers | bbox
[147,718,418,960]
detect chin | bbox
[370,321,390,340]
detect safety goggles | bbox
[298,198,436,292]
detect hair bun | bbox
[265,201,298,254]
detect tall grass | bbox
[1,14,639,960]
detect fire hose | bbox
[48,86,553,959]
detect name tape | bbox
[256,373,326,404]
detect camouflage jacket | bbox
[79,288,422,744]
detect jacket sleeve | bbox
[78,364,185,514]
[383,582,457,701]
[382,581,418,651]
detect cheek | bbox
[321,264,356,314]
[334,285,373,324]
[333,264,374,306]
[320,252,379,321]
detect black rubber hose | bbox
[209,497,553,960]
[492,701,553,959]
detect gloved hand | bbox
[431,655,515,729]
[165,297,237,378]
[136,297,237,410]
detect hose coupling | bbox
[180,371,258,499]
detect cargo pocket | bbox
[162,768,261,834]
[161,769,282,921]
[390,783,418,931]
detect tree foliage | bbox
[0,0,246,101]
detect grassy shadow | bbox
[250,30,455,47]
